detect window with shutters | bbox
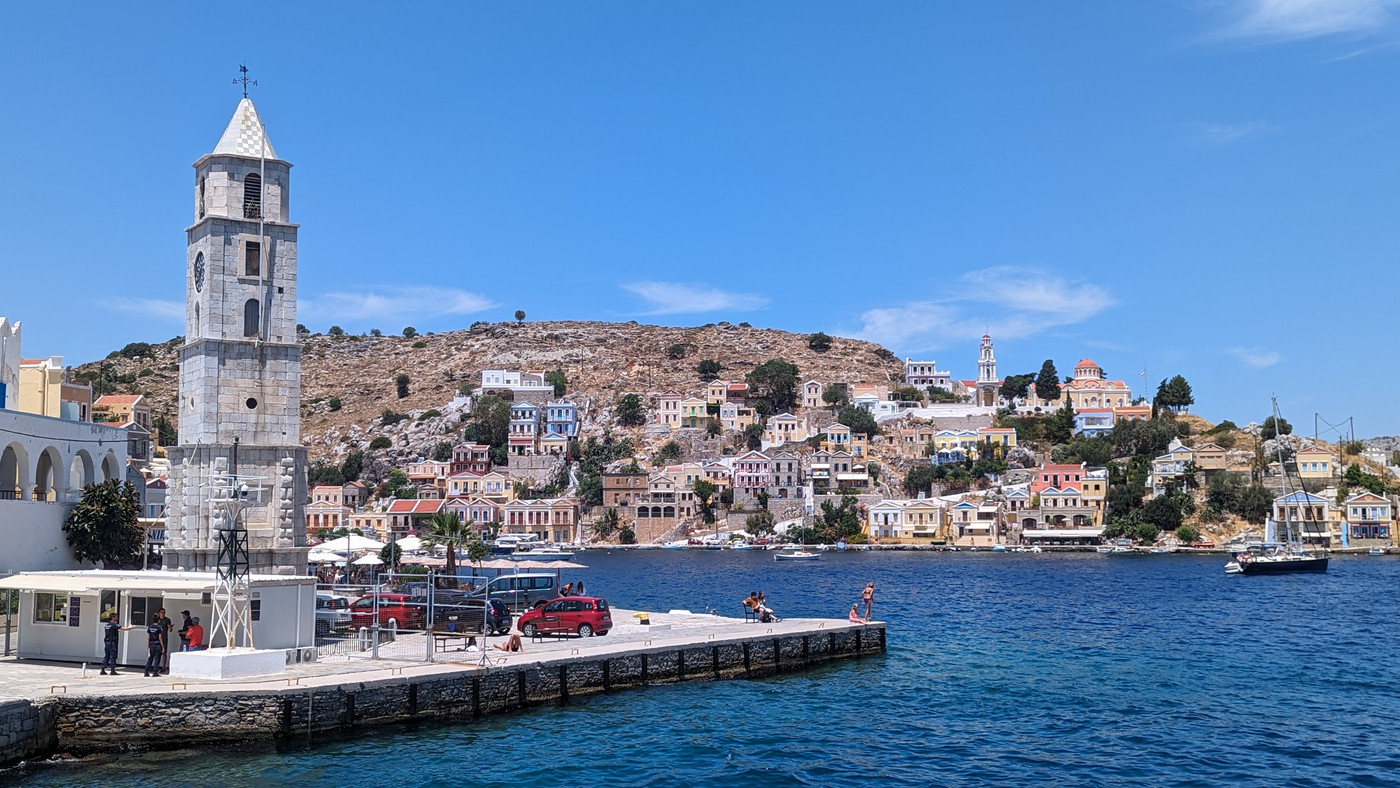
[245,241,260,277]
[243,173,261,218]
[244,299,260,337]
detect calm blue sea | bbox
[14,551,1400,787]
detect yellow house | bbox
[976,427,1017,456]
[763,413,810,446]
[1191,442,1228,471]
[18,356,92,422]
[1295,447,1336,479]
[706,381,729,406]
[680,397,708,429]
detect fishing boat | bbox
[729,542,753,551]
[1225,398,1328,576]
[775,548,820,561]
[991,544,1007,553]
[1095,546,1114,554]
[660,542,687,550]
[1369,547,1385,556]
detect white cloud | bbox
[299,287,496,325]
[1213,0,1400,41]
[1192,120,1272,145]
[853,267,1115,354]
[1226,346,1283,368]
[101,297,184,322]
[621,281,769,315]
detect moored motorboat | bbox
[775,549,820,561]
[509,546,575,561]
[1369,547,1385,556]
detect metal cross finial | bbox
[234,64,257,98]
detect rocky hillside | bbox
[75,321,905,463]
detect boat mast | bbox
[1270,396,1297,552]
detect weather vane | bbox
[234,64,257,98]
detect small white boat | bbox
[1096,546,1114,554]
[991,544,1007,553]
[1369,547,1385,556]
[1030,546,1043,554]
[1112,546,1132,554]
[729,542,753,551]
[1150,548,1170,554]
[510,547,575,561]
[660,543,687,550]
[775,549,820,561]
[634,544,655,550]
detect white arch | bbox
[69,449,96,491]
[1,442,30,500]
[34,445,67,501]
[100,451,122,483]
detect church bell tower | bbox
[164,92,308,574]
[976,333,998,408]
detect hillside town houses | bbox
[9,324,1400,572]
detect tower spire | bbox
[234,64,257,98]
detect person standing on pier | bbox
[156,609,174,674]
[144,617,165,677]
[101,613,135,675]
[861,582,875,620]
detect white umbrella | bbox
[319,534,386,552]
[307,549,344,563]
[395,535,423,552]
[352,554,384,566]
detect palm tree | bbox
[424,512,471,583]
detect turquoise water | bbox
[13,551,1400,787]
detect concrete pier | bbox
[0,611,885,765]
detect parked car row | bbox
[322,577,611,640]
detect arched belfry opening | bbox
[243,172,261,219]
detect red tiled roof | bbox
[386,499,444,515]
[95,394,144,405]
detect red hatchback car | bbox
[517,596,612,638]
[349,593,426,630]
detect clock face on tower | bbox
[193,253,205,292]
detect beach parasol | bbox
[352,554,384,566]
[319,534,386,552]
[395,535,423,552]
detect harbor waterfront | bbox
[7,549,1400,787]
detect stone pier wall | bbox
[0,699,58,765]
[2,624,885,765]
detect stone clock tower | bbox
[164,97,308,574]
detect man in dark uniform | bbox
[156,608,173,675]
[144,616,165,677]
[100,613,133,675]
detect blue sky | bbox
[2,2,1397,437]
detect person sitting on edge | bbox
[848,603,868,624]
[186,617,206,651]
[560,583,574,597]
[575,579,585,596]
[757,592,780,623]
[494,633,523,652]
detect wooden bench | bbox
[432,631,479,653]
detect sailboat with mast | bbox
[1225,397,1329,575]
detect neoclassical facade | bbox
[1061,359,1132,411]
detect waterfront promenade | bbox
[0,610,885,765]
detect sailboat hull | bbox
[1237,556,1329,574]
